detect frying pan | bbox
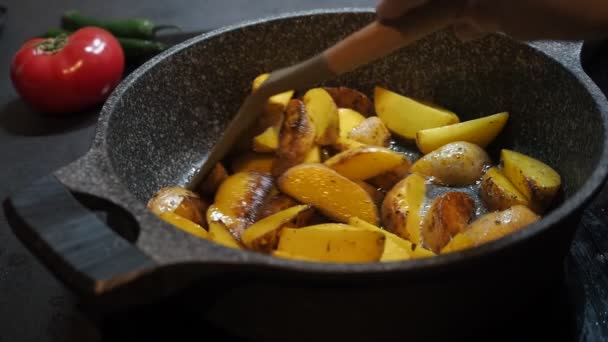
[4,9,608,342]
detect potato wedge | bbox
[212,172,274,240]
[324,146,410,181]
[253,123,281,153]
[278,164,379,225]
[348,117,391,147]
[147,187,208,226]
[416,112,509,154]
[158,212,210,240]
[347,217,410,261]
[303,88,339,145]
[355,181,385,207]
[253,73,294,120]
[501,149,561,213]
[442,205,540,253]
[323,86,373,116]
[304,145,322,163]
[257,193,315,228]
[332,137,366,152]
[207,211,243,249]
[375,86,459,140]
[368,160,412,191]
[411,141,491,186]
[381,173,426,244]
[338,108,366,138]
[272,99,316,177]
[242,205,311,252]
[480,167,529,211]
[277,224,385,263]
[421,192,475,253]
[198,163,228,196]
[231,153,274,174]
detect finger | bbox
[376,0,428,20]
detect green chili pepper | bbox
[60,9,179,40]
[43,28,168,64]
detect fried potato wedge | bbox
[277,224,385,263]
[303,88,339,145]
[375,86,459,140]
[242,205,311,252]
[231,153,274,174]
[252,73,294,120]
[411,141,491,186]
[211,172,274,240]
[198,163,229,197]
[381,173,426,244]
[158,212,210,240]
[324,146,410,181]
[416,112,509,154]
[441,205,540,253]
[147,187,208,226]
[355,181,384,207]
[253,123,281,153]
[257,193,315,228]
[501,149,561,213]
[324,86,373,116]
[207,210,243,249]
[347,217,410,261]
[480,167,529,211]
[421,192,476,253]
[332,137,366,152]
[278,164,379,225]
[272,99,316,177]
[338,108,366,138]
[368,160,412,191]
[348,117,391,147]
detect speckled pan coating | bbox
[55,9,608,277]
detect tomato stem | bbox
[35,34,69,54]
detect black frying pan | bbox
[4,9,608,342]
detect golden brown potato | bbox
[206,208,243,249]
[231,153,274,174]
[147,187,208,226]
[375,86,459,140]
[158,212,210,240]
[324,146,410,181]
[332,137,366,152]
[323,86,373,116]
[252,73,294,125]
[348,117,391,147]
[338,108,366,138]
[501,149,561,213]
[257,193,315,228]
[421,192,475,253]
[416,112,509,154]
[381,173,426,244]
[368,160,412,191]
[480,167,529,211]
[276,224,385,263]
[355,181,385,207]
[253,123,281,153]
[272,99,316,177]
[198,163,229,196]
[211,172,274,240]
[303,88,339,145]
[411,141,491,186]
[241,205,311,252]
[278,163,379,225]
[441,205,540,253]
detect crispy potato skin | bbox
[381,174,426,243]
[421,192,475,253]
[272,99,316,177]
[480,167,529,211]
[147,187,208,226]
[348,117,391,147]
[212,172,274,240]
[411,141,491,186]
[323,86,373,116]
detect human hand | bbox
[376,0,608,41]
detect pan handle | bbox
[3,174,156,297]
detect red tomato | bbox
[10,27,125,114]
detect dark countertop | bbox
[0,1,607,341]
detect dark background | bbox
[1,1,607,341]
